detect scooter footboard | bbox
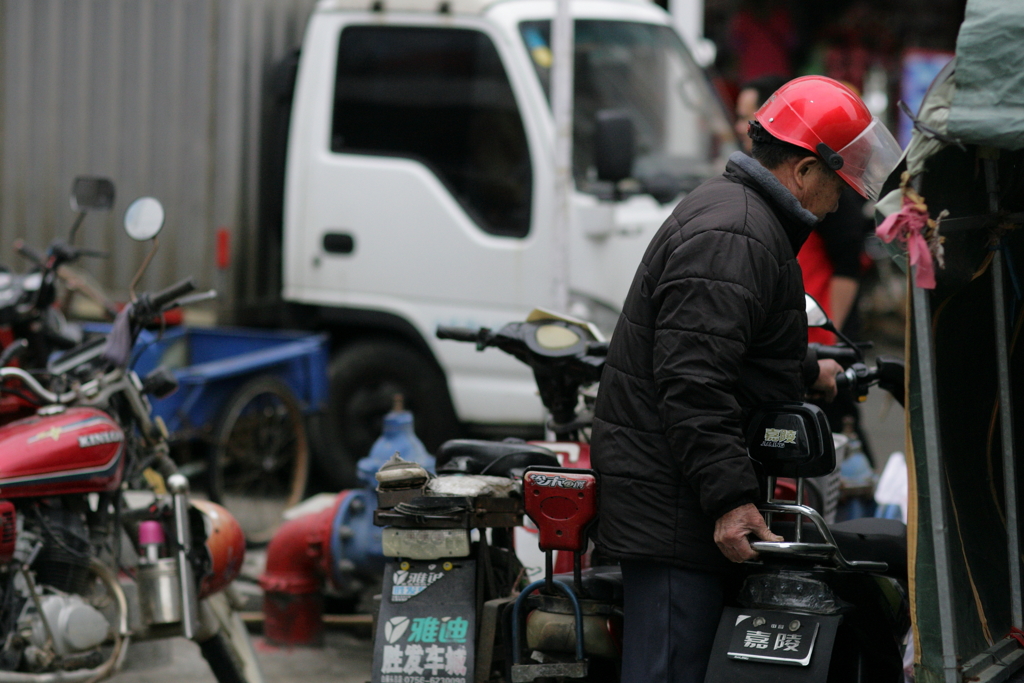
[704,606,840,682]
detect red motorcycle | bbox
[0,196,262,682]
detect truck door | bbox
[286,19,548,320]
[284,15,554,452]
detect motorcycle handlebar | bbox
[834,368,856,392]
[810,343,860,365]
[14,240,45,267]
[833,360,904,408]
[75,247,109,260]
[148,277,197,311]
[0,367,76,404]
[436,326,484,343]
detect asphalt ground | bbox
[109,629,374,683]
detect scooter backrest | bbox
[746,401,835,478]
[522,466,597,553]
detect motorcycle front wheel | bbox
[198,592,265,683]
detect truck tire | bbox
[210,375,310,544]
[320,340,459,489]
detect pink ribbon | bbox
[876,195,936,289]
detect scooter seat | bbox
[554,565,623,603]
[772,518,907,582]
[435,439,560,478]
[829,517,907,582]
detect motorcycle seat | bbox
[435,439,560,478]
[829,517,907,582]
[772,517,907,582]
[554,565,623,603]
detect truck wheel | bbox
[210,375,310,544]
[321,340,459,488]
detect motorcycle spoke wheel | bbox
[210,376,309,544]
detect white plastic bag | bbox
[874,451,909,524]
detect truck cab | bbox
[283,0,737,480]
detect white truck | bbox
[0,0,735,485]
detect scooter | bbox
[506,296,909,683]
[0,194,262,682]
[0,177,122,428]
[364,310,608,683]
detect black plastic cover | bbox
[435,439,559,478]
[745,401,835,478]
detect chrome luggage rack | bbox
[750,476,888,573]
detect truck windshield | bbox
[520,20,737,200]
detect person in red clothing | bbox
[799,189,867,344]
[728,0,797,83]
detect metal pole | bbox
[550,0,574,314]
[668,0,702,52]
[984,157,1022,627]
[913,281,960,683]
[795,479,804,543]
[994,251,1021,626]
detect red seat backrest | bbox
[523,467,597,553]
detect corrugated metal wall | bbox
[0,0,314,317]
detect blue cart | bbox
[128,326,329,542]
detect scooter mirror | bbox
[123,197,165,241]
[70,177,115,212]
[595,109,635,185]
[805,293,832,329]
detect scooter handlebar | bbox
[832,359,904,408]
[810,343,860,365]
[436,326,484,343]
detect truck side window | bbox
[332,26,533,238]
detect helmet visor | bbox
[836,117,902,201]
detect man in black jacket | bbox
[590,76,902,682]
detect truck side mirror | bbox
[594,109,635,185]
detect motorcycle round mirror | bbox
[805,293,834,330]
[123,197,165,241]
[70,177,115,212]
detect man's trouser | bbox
[620,560,724,683]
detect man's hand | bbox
[714,503,783,563]
[810,358,843,403]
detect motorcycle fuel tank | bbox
[0,407,125,497]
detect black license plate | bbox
[726,610,819,666]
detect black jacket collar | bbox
[725,151,817,253]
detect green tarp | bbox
[948,0,1024,150]
[878,3,1024,679]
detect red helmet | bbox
[191,499,246,599]
[754,76,902,201]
